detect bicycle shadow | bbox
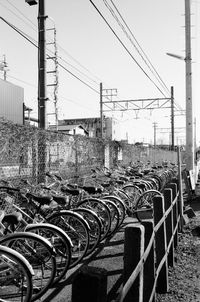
[42,217,138,302]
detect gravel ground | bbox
[156,210,200,302]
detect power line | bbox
[0,16,100,94]
[89,0,168,98]
[90,0,184,112]
[105,0,171,96]
[1,2,182,115]
[7,74,37,88]
[1,1,102,89]
[4,0,36,31]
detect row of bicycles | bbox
[0,162,177,301]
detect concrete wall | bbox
[0,118,178,183]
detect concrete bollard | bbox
[164,188,174,267]
[72,266,107,302]
[142,221,156,302]
[123,224,145,302]
[153,195,169,294]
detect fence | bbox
[0,118,178,183]
[119,180,182,302]
[70,177,183,302]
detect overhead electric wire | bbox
[4,0,36,31]
[0,16,100,94]
[2,0,101,89]
[89,0,168,98]
[7,74,37,88]
[0,7,177,119]
[1,1,170,115]
[90,0,184,113]
[107,0,184,111]
[106,0,171,96]
[0,11,127,114]
[57,44,102,85]
[0,1,35,32]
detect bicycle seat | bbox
[100,182,110,188]
[82,186,97,194]
[26,193,53,205]
[61,186,80,196]
[115,179,125,185]
[52,195,68,205]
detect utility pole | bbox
[171,86,175,150]
[100,83,118,139]
[26,0,47,183]
[38,0,47,129]
[153,122,157,147]
[185,0,194,172]
[100,82,103,138]
[3,55,7,81]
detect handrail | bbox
[118,182,182,302]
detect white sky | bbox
[0,0,200,145]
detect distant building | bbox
[50,116,120,140]
[51,124,88,136]
[0,79,24,124]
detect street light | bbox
[25,0,38,5]
[166,53,185,61]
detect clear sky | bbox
[0,0,200,145]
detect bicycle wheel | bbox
[24,223,72,284]
[0,232,56,301]
[101,195,126,227]
[143,177,158,190]
[148,174,162,191]
[77,198,111,242]
[101,199,120,236]
[47,210,90,268]
[135,190,162,222]
[0,245,33,302]
[113,188,132,210]
[73,208,102,256]
[135,189,162,209]
[122,184,143,210]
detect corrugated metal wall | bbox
[0,79,24,124]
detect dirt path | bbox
[157,205,200,302]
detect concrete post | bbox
[164,188,174,267]
[72,266,107,302]
[123,224,145,302]
[153,195,169,294]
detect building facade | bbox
[0,79,24,124]
[56,116,120,140]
